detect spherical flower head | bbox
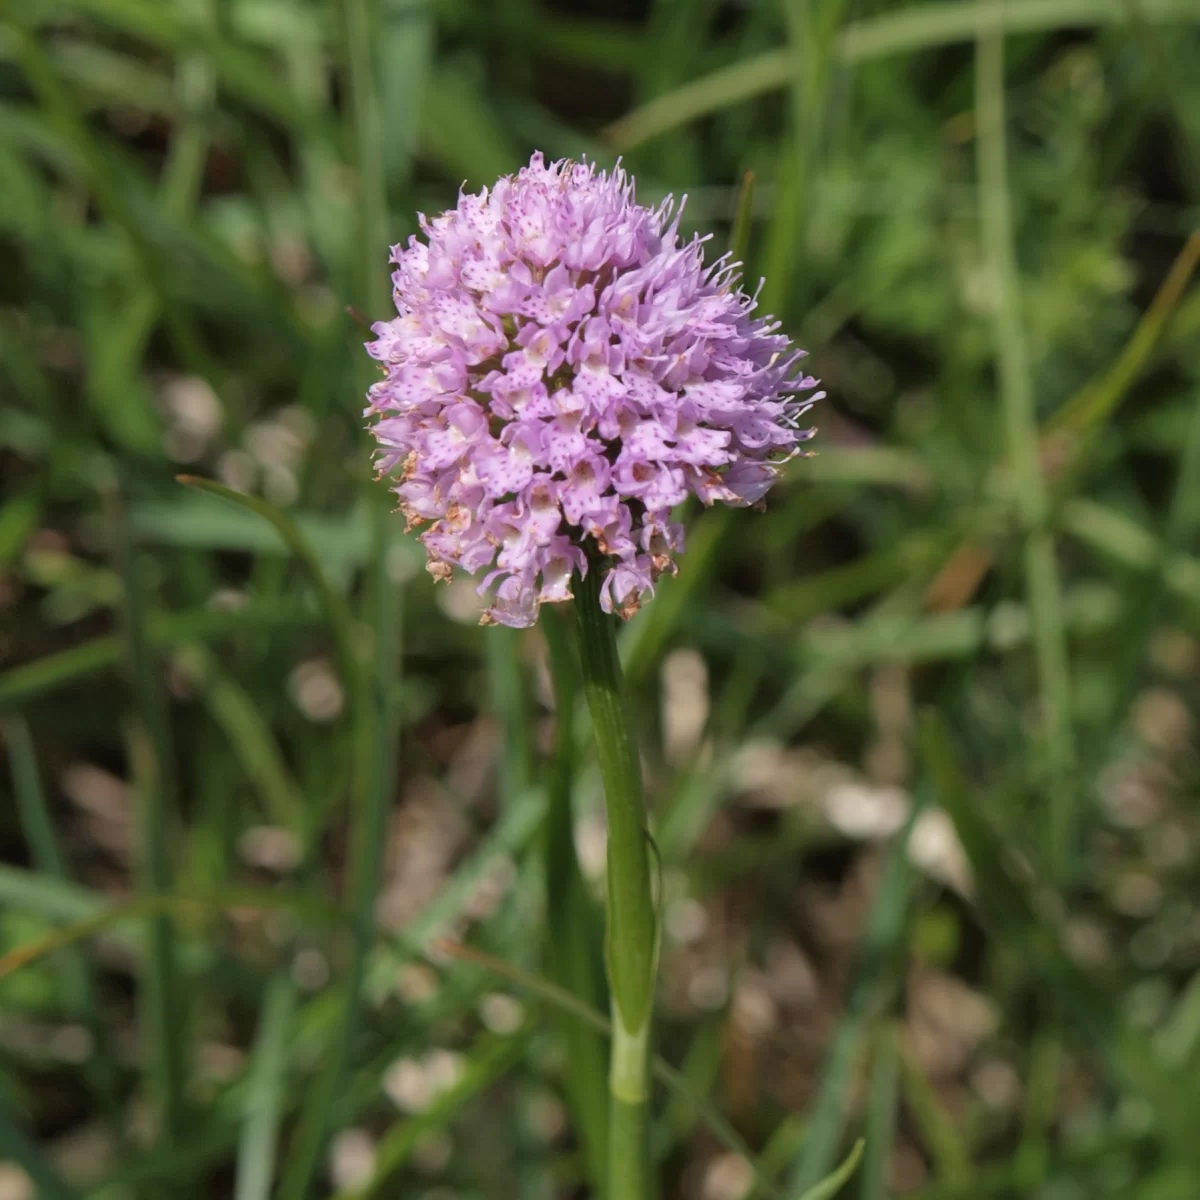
[364,152,820,627]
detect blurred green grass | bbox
[2,0,1200,1197]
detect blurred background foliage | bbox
[3,0,1200,1197]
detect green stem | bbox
[609,1085,650,1200]
[573,563,656,1200]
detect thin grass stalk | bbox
[573,563,657,1200]
[974,6,1074,873]
[787,796,920,1193]
[278,0,399,1190]
[234,973,297,1200]
[603,0,1200,150]
[114,483,187,1144]
[1012,1021,1063,1190]
[4,715,67,876]
[861,1028,900,1200]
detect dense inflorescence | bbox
[365,153,819,627]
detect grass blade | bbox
[335,1030,532,1200]
[603,1,1200,149]
[117,482,188,1144]
[277,0,401,1188]
[175,476,359,681]
[175,645,308,838]
[975,8,1074,873]
[786,803,920,1194]
[275,515,399,1200]
[917,712,1200,1169]
[621,506,734,686]
[1046,232,1200,442]
[3,714,67,877]
[895,1032,972,1192]
[924,228,1200,615]
[364,784,548,997]
[859,1030,899,1200]
[0,882,340,981]
[1,715,123,1130]
[25,0,325,134]
[159,0,216,218]
[838,0,1200,63]
[234,974,297,1200]
[729,168,757,267]
[1011,1022,1062,1190]
[795,1139,865,1200]
[3,7,216,381]
[0,602,319,708]
[603,51,793,151]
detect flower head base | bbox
[365,153,820,627]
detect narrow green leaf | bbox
[794,1139,865,1200]
[365,785,548,997]
[175,645,307,836]
[729,168,757,266]
[838,0,1200,64]
[176,476,360,683]
[918,712,1200,1167]
[117,482,187,1144]
[787,804,920,1194]
[0,602,319,709]
[421,67,523,185]
[335,1030,531,1200]
[0,880,339,980]
[1011,1023,1062,1190]
[378,0,432,187]
[26,0,327,133]
[859,1031,899,1200]
[895,1032,972,1191]
[1,716,123,1129]
[621,506,734,686]
[976,13,1074,871]
[1046,233,1200,441]
[0,491,40,567]
[604,1,1200,149]
[234,974,297,1200]
[4,9,217,381]
[3,715,67,878]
